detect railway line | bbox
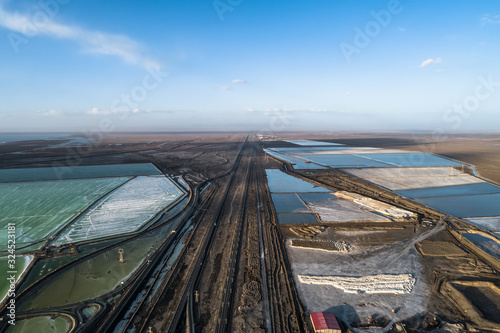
[213,142,254,333]
[152,136,249,333]
[254,149,272,332]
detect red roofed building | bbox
[310,312,342,333]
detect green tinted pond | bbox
[0,256,31,304]
[0,163,161,182]
[20,216,179,311]
[0,178,129,253]
[5,315,73,333]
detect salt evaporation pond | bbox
[52,176,184,245]
[302,154,391,168]
[264,150,326,169]
[269,147,351,154]
[355,153,461,167]
[297,192,337,202]
[277,213,319,224]
[266,169,329,192]
[416,193,500,218]
[298,193,390,222]
[343,167,481,191]
[271,193,310,213]
[266,170,394,223]
[0,132,72,144]
[20,213,180,311]
[465,217,500,232]
[268,146,461,169]
[396,182,500,199]
[0,256,31,304]
[284,140,344,146]
[6,315,73,333]
[463,233,500,259]
[0,177,129,252]
[0,163,161,182]
[271,147,407,156]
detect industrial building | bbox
[310,312,342,333]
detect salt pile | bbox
[291,239,355,253]
[298,273,416,294]
[335,191,416,218]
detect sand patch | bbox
[289,226,325,239]
[416,241,467,257]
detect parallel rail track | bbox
[161,136,249,333]
[213,142,254,332]
[255,149,272,332]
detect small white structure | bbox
[118,248,124,263]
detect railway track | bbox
[157,136,249,333]
[255,149,272,332]
[100,141,248,332]
[213,142,254,333]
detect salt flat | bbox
[284,140,344,146]
[52,176,184,245]
[0,177,129,252]
[344,167,482,190]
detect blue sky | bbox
[0,0,499,132]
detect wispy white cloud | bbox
[420,57,442,68]
[398,27,406,32]
[37,109,62,117]
[247,107,344,116]
[219,79,248,90]
[345,91,353,96]
[480,14,500,25]
[86,107,181,116]
[0,2,159,69]
[87,107,113,116]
